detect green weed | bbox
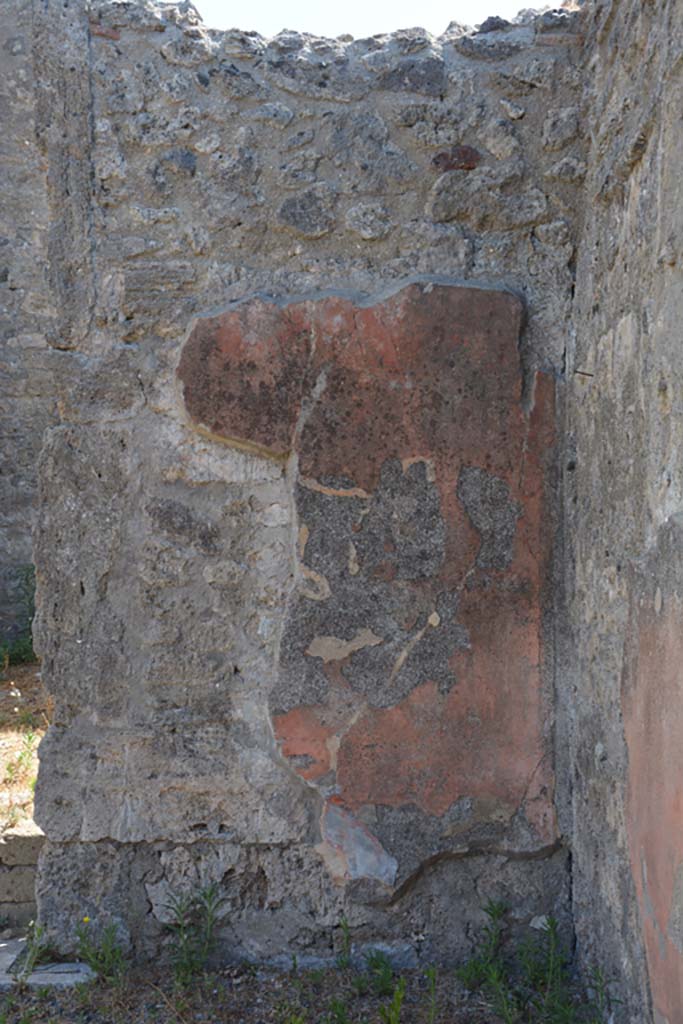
[325,996,351,1024]
[164,882,226,988]
[424,965,438,1024]
[75,917,125,983]
[365,949,394,997]
[275,998,306,1024]
[457,906,616,1024]
[336,916,352,970]
[18,710,38,731]
[379,977,406,1024]
[13,922,51,985]
[586,965,620,1023]
[456,900,507,990]
[3,727,38,790]
[486,962,520,1024]
[2,805,22,831]
[17,732,36,773]
[308,967,326,988]
[352,973,370,997]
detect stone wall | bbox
[0,822,44,928]
[4,0,683,1017]
[566,0,683,1020]
[26,0,586,966]
[0,0,57,642]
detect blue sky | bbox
[194,0,543,39]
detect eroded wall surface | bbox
[26,0,587,961]
[567,0,683,1019]
[0,0,57,641]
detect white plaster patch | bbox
[306,628,383,663]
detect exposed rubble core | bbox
[1,0,682,1020]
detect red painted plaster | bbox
[623,592,683,1022]
[179,283,557,846]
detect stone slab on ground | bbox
[0,938,96,989]
[21,962,97,988]
[0,938,23,977]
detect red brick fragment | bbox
[432,145,483,172]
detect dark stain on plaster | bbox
[457,466,522,570]
[146,498,220,553]
[353,459,445,581]
[178,305,310,457]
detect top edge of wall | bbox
[85,0,590,51]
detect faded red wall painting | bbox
[178,280,558,887]
[623,520,683,1024]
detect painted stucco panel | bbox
[623,521,683,1024]
[179,281,558,877]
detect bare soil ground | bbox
[0,963,501,1024]
[0,662,50,833]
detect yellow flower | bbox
[82,916,90,924]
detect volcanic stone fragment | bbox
[432,145,483,172]
[278,184,337,238]
[377,57,447,96]
[345,202,391,239]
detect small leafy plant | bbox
[365,949,394,997]
[379,977,406,1024]
[486,961,521,1024]
[164,882,225,988]
[1,805,21,831]
[12,922,51,986]
[457,906,616,1024]
[3,733,37,786]
[336,916,352,970]
[75,916,125,984]
[275,998,306,1024]
[456,899,507,991]
[585,965,617,1024]
[352,972,370,997]
[325,996,351,1024]
[424,965,438,1024]
[308,967,326,988]
[17,733,36,774]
